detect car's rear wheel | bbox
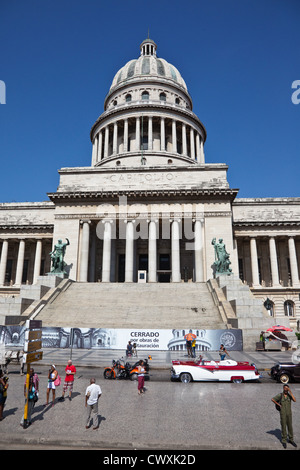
[180,373,192,383]
[279,373,291,384]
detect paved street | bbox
[0,349,299,451]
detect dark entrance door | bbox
[138,254,148,271]
[118,254,125,282]
[158,253,171,282]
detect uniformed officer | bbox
[272,384,297,448]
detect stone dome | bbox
[109,38,188,93]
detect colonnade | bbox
[238,235,300,288]
[0,238,51,286]
[92,115,205,165]
[78,218,205,283]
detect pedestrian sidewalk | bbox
[39,347,292,371]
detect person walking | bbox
[186,339,192,357]
[58,360,76,402]
[137,360,145,395]
[85,378,102,430]
[272,385,297,448]
[191,338,196,358]
[0,369,8,421]
[219,344,230,361]
[20,368,39,427]
[45,364,58,407]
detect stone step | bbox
[37,282,225,329]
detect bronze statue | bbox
[211,238,232,276]
[50,238,70,274]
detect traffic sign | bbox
[25,329,42,341]
[24,351,43,363]
[26,340,42,353]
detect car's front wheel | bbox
[180,373,192,383]
[279,373,291,384]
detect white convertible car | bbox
[171,358,261,383]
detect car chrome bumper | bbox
[170,369,180,380]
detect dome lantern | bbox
[140,38,157,57]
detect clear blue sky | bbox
[0,0,299,202]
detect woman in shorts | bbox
[45,364,58,407]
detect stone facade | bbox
[0,39,299,333]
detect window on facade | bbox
[287,258,291,284]
[141,91,149,101]
[160,92,166,102]
[125,94,132,102]
[238,259,244,282]
[141,135,148,150]
[113,100,117,106]
[22,259,29,284]
[284,300,294,317]
[257,258,262,284]
[175,97,180,105]
[5,259,13,284]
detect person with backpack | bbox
[0,369,8,421]
[20,368,39,427]
[45,364,58,407]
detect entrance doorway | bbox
[138,254,148,271]
[158,253,171,282]
[118,254,125,282]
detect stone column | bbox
[88,228,96,282]
[136,117,140,151]
[33,239,42,284]
[190,127,195,160]
[148,116,153,151]
[113,122,118,155]
[182,123,187,156]
[171,219,181,282]
[15,239,25,286]
[288,236,300,287]
[148,220,157,282]
[97,131,103,162]
[124,118,128,152]
[269,237,280,287]
[0,240,8,286]
[194,219,204,282]
[104,126,109,158]
[200,138,205,163]
[172,120,177,153]
[250,237,260,287]
[125,220,134,282]
[91,136,98,166]
[79,221,90,282]
[102,220,113,283]
[196,133,201,162]
[160,117,165,151]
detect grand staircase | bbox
[2,274,275,349]
[35,281,226,330]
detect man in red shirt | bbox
[58,360,76,402]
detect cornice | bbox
[233,221,300,227]
[47,188,238,203]
[0,224,54,234]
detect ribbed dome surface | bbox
[109,41,188,92]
